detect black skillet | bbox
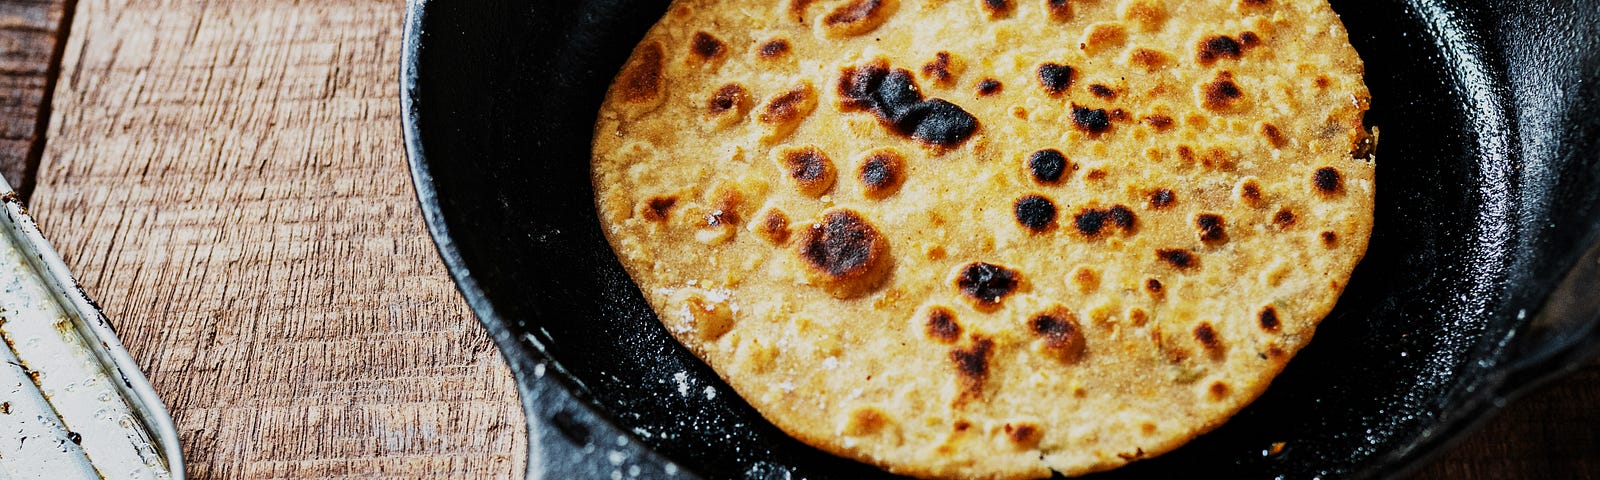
[400,0,1600,478]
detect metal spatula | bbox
[0,176,183,480]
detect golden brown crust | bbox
[614,42,665,109]
[758,82,819,143]
[821,0,899,37]
[592,0,1374,477]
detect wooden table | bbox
[0,0,1592,478]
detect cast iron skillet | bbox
[400,0,1600,478]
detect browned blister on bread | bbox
[796,209,894,298]
[820,0,899,38]
[592,0,1374,477]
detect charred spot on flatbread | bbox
[690,31,726,62]
[950,336,995,406]
[1157,248,1198,270]
[796,209,893,298]
[838,60,980,147]
[758,38,792,59]
[1027,149,1069,184]
[925,306,963,343]
[1313,167,1344,194]
[1037,63,1074,95]
[821,0,898,38]
[976,78,1003,96]
[1258,306,1281,332]
[1071,106,1111,134]
[1195,213,1227,244]
[775,145,838,197]
[955,262,1020,309]
[1028,306,1085,363]
[1014,194,1058,233]
[858,149,908,198]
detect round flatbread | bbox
[591,0,1373,477]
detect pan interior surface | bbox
[401,0,1600,478]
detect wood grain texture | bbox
[28,0,525,477]
[9,0,1593,478]
[0,0,67,199]
[1415,365,1600,480]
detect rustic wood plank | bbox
[1415,364,1600,480]
[0,0,68,199]
[29,0,524,477]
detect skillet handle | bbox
[512,354,696,480]
[1494,238,1600,396]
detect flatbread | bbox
[590,0,1373,477]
